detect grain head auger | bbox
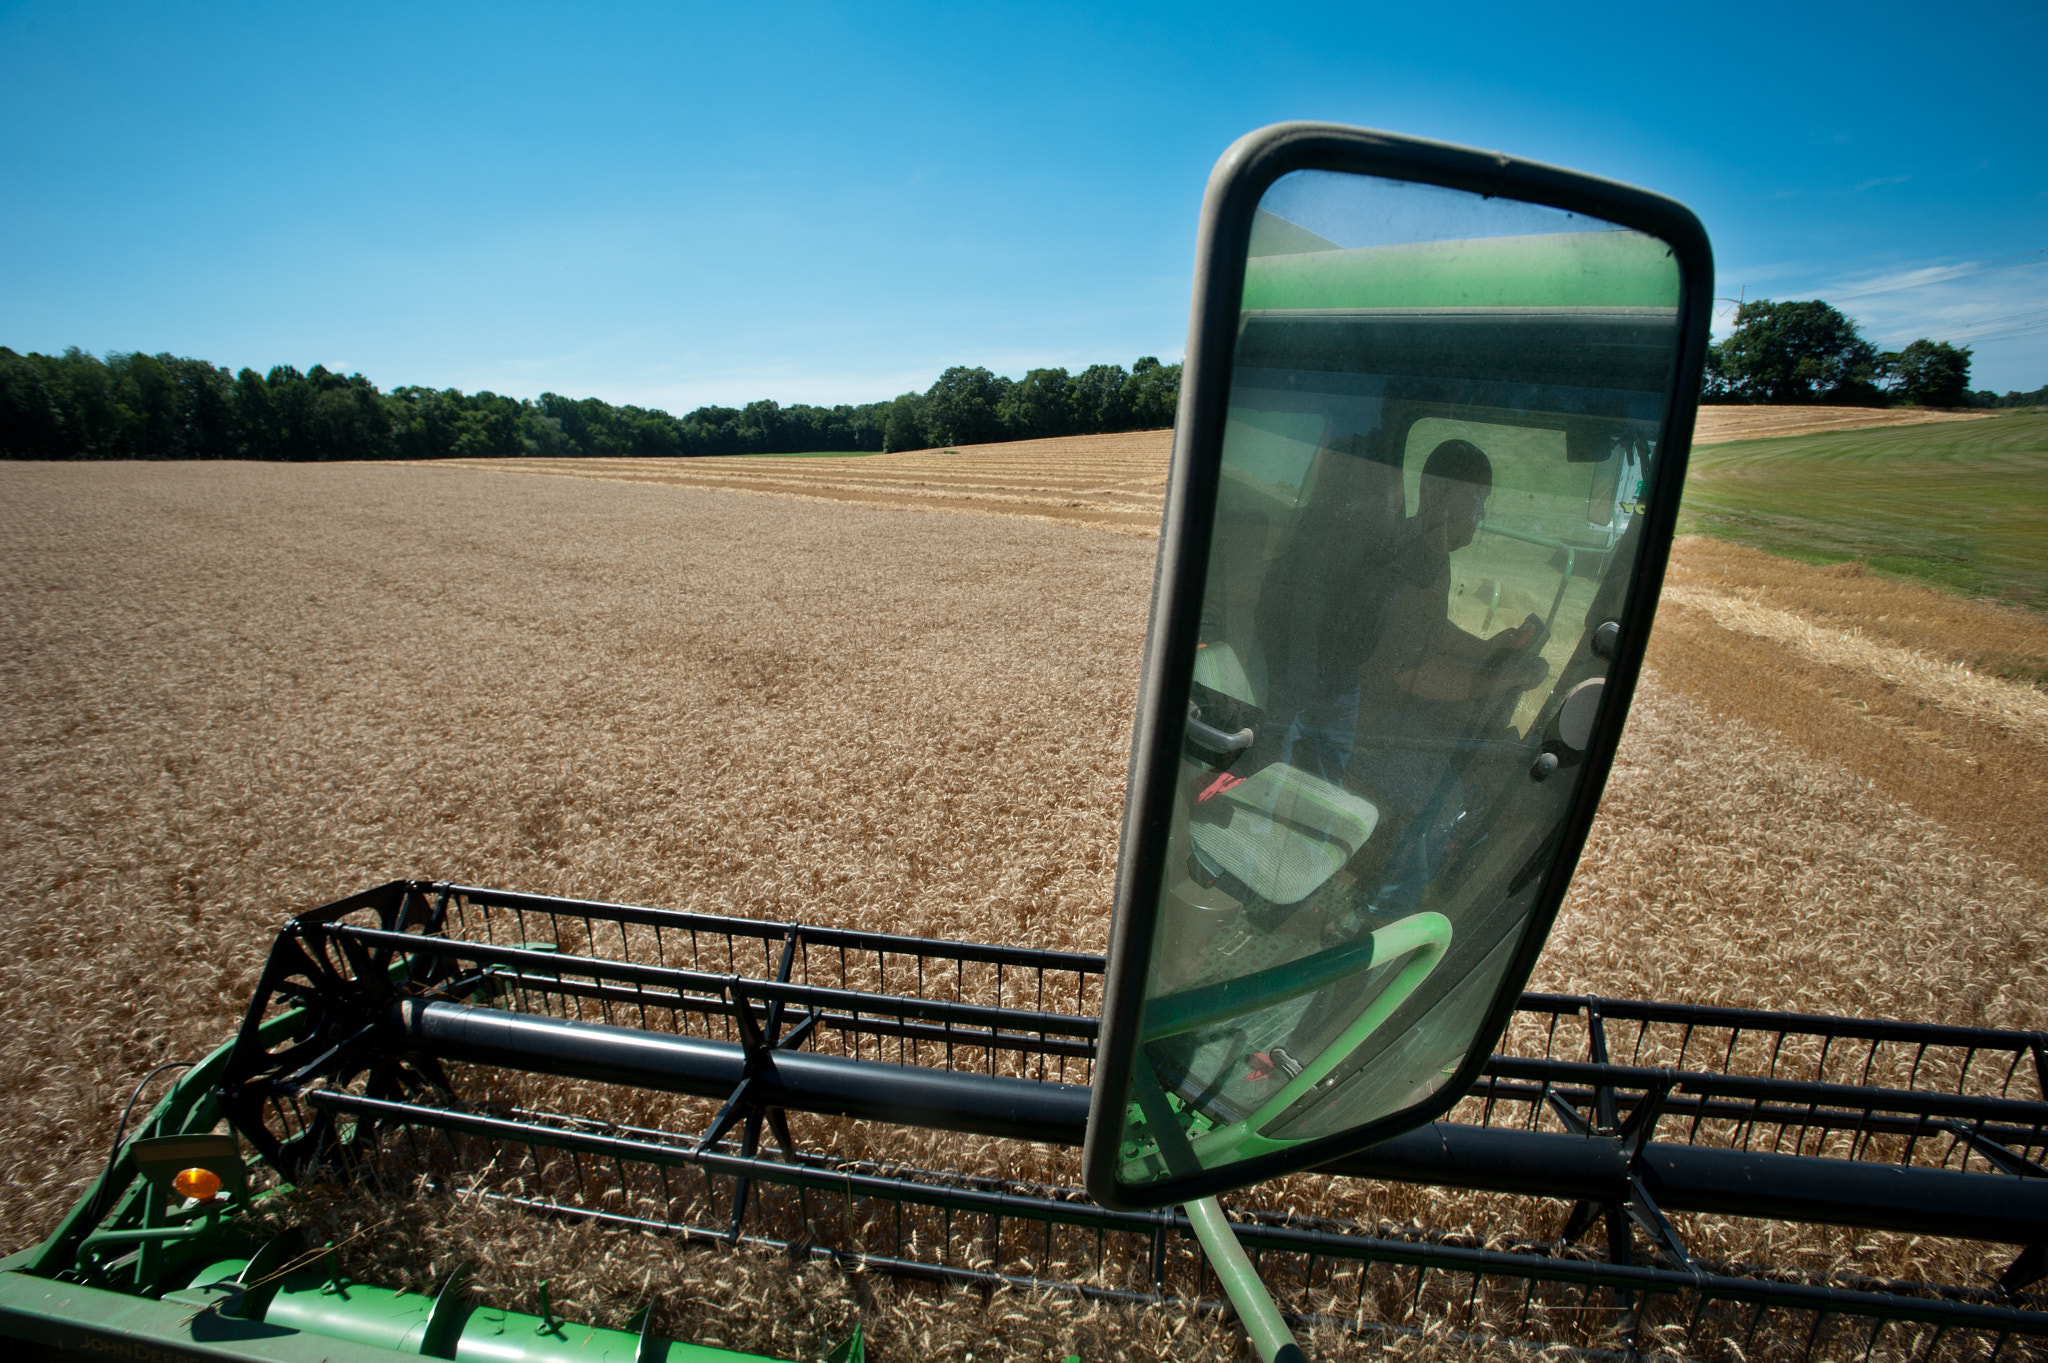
[5,124,2045,1363]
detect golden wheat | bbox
[1,458,2041,1360]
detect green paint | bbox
[1118,914,1452,1181]
[1679,409,2048,617]
[1242,230,1681,312]
[0,1268,417,1362]
[1184,913,1450,1169]
[1,1000,833,1363]
[1184,1197,1306,1363]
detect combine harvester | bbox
[5,124,2043,1363]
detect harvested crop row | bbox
[427,430,1173,535]
[1652,538,2048,879]
[417,406,1987,539]
[1688,404,1994,443]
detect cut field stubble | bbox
[1677,409,2048,613]
[1,458,2042,1359]
[1652,537,2048,882]
[421,403,1992,542]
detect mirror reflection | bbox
[1115,170,1683,1189]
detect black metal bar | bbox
[349,890,2048,1062]
[1941,1122,2048,1179]
[335,925,1098,1038]
[1487,1056,2048,1126]
[314,1091,1168,1236]
[477,970,1096,1062]
[383,1000,2048,1244]
[804,1008,1094,1062]
[1327,1125,2048,1244]
[309,1090,2048,1339]
[1629,1141,2048,1244]
[289,887,2043,1072]
[379,929,2043,1133]
[1519,993,2048,1057]
[1468,1078,2048,1151]
[428,883,1105,975]
[393,999,1093,1144]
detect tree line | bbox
[0,347,1183,461]
[1705,299,2040,408]
[8,309,2037,463]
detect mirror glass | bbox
[1110,168,1683,1192]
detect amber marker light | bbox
[173,1167,224,1202]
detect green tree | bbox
[1123,356,1182,429]
[261,365,319,459]
[447,390,524,459]
[305,365,395,460]
[1068,363,1129,433]
[1710,300,1882,404]
[389,386,464,459]
[165,356,238,457]
[232,367,273,455]
[999,367,1076,440]
[679,404,744,456]
[0,348,66,457]
[881,393,926,452]
[1966,383,2047,408]
[114,352,180,457]
[737,399,786,453]
[1,345,1185,460]
[63,348,144,456]
[618,403,683,457]
[842,402,888,452]
[921,366,1008,446]
[1882,339,1973,408]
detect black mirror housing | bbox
[1084,123,1713,1210]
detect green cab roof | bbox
[1241,230,1682,312]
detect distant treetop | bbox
[0,348,1182,461]
[1703,300,2009,409]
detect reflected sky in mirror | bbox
[1258,170,1621,251]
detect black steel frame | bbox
[215,882,2048,1360]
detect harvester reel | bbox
[219,898,461,1177]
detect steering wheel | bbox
[1127,911,1451,1176]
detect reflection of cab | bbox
[1125,222,1680,1183]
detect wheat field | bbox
[1,433,2042,1359]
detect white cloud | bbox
[1835,258,2048,388]
[1710,253,2048,392]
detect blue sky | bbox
[3,1,2043,410]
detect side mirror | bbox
[1084,123,1713,1210]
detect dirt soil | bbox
[2,455,2042,1359]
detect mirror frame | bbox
[1083,122,1714,1210]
